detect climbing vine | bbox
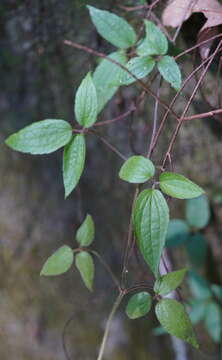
[5,2,222,359]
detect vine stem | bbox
[162,40,222,167]
[121,186,139,288]
[118,4,148,12]
[175,33,222,60]
[149,47,222,157]
[63,40,179,121]
[97,292,124,360]
[184,108,222,121]
[94,105,136,127]
[147,75,161,158]
[89,129,127,160]
[90,250,120,291]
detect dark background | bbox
[1,1,222,359]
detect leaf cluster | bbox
[4,4,210,352]
[41,214,95,291]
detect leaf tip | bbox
[5,135,14,149]
[192,339,199,349]
[40,267,47,277]
[85,71,92,79]
[187,332,199,349]
[64,188,71,199]
[86,5,95,14]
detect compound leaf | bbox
[5,119,72,155]
[93,51,127,113]
[126,292,152,319]
[157,55,181,90]
[119,56,155,85]
[137,20,168,56]
[87,6,136,49]
[154,268,187,296]
[119,155,155,183]
[76,214,95,247]
[133,189,169,276]
[63,134,86,198]
[155,299,199,348]
[160,172,204,199]
[75,251,95,291]
[40,245,74,276]
[74,72,98,128]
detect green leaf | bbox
[87,6,136,49]
[93,51,127,113]
[166,219,190,248]
[211,284,222,302]
[189,300,208,325]
[188,271,211,300]
[137,20,168,56]
[5,119,72,155]
[155,299,199,348]
[75,251,95,291]
[63,134,86,198]
[154,268,187,296]
[133,189,169,276]
[204,302,222,343]
[159,172,204,199]
[40,245,74,276]
[157,56,182,90]
[126,292,152,319]
[74,72,98,128]
[186,195,210,229]
[167,42,183,57]
[119,56,155,85]
[186,234,207,268]
[153,326,167,336]
[119,156,155,184]
[76,214,95,247]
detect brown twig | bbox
[149,48,222,157]
[184,108,222,121]
[89,129,127,161]
[118,4,148,12]
[63,40,180,121]
[90,250,120,290]
[175,33,222,60]
[150,12,174,42]
[162,40,222,168]
[94,104,136,127]
[118,0,161,13]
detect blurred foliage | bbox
[166,195,210,269]
[164,195,222,344]
[189,271,222,343]
[1,0,222,359]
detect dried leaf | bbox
[163,0,222,30]
[162,0,222,58]
[197,26,219,59]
